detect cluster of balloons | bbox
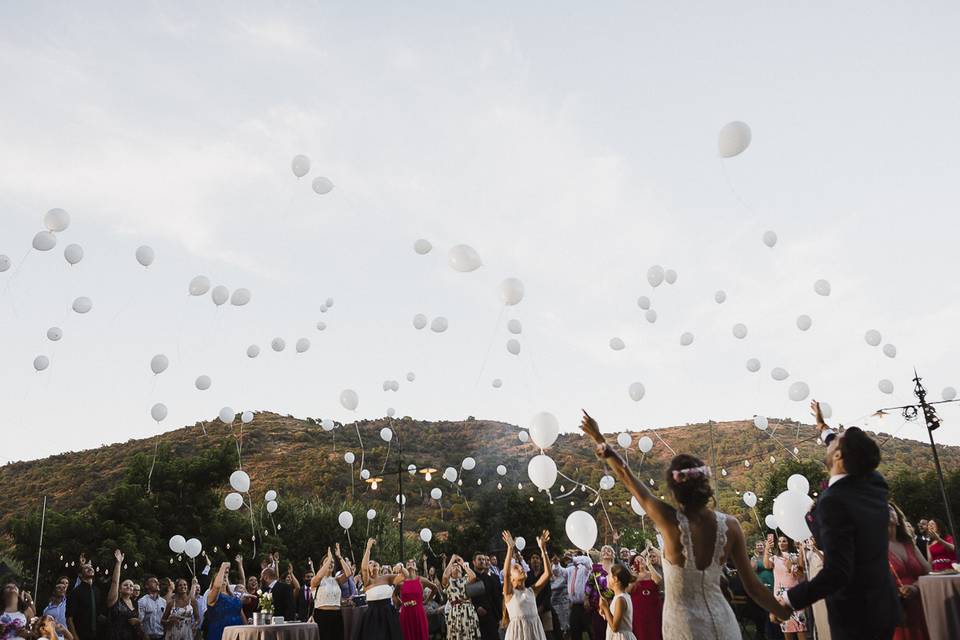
[168,535,203,559]
[290,154,334,194]
[772,474,814,541]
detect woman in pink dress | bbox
[888,503,931,640]
[628,548,662,640]
[394,563,438,640]
[764,535,807,640]
[925,518,955,572]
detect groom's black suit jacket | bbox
[787,471,900,640]
[264,580,296,621]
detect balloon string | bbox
[719,159,758,217]
[651,430,676,456]
[380,438,392,474]
[1,248,32,297]
[354,422,366,473]
[146,436,160,494]
[474,306,506,387]
[246,496,257,560]
[751,507,763,532]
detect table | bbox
[221,622,319,640]
[918,573,960,639]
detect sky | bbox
[1,1,959,466]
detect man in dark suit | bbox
[260,565,295,621]
[470,553,502,640]
[780,401,900,640]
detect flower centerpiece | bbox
[252,591,273,625]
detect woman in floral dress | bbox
[441,555,480,640]
[764,535,807,640]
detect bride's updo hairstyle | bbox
[666,454,713,510]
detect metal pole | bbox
[925,423,958,560]
[397,420,404,563]
[34,496,47,598]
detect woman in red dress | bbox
[394,562,438,640]
[628,545,663,640]
[925,518,956,572]
[888,503,931,640]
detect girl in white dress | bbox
[501,530,551,640]
[598,565,637,640]
[580,411,791,640]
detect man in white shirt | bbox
[137,577,165,640]
[565,554,591,640]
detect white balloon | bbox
[150,403,167,422]
[447,244,483,272]
[647,265,664,288]
[787,474,810,495]
[665,269,677,285]
[762,230,778,248]
[796,315,812,331]
[312,177,334,194]
[496,464,507,476]
[527,454,558,491]
[609,337,625,351]
[72,297,92,314]
[636,296,651,310]
[529,412,559,449]
[46,327,62,341]
[150,354,169,375]
[742,491,757,508]
[518,430,529,443]
[360,469,370,480]
[366,509,377,520]
[44,208,71,232]
[344,452,355,464]
[499,278,525,306]
[514,536,526,551]
[430,317,449,333]
[865,329,882,347]
[271,338,286,352]
[442,467,458,482]
[219,407,235,423]
[241,411,254,424]
[406,372,416,382]
[247,345,261,358]
[814,279,831,296]
[0,255,10,272]
[224,493,243,511]
[387,408,396,417]
[396,494,407,505]
[714,290,727,304]
[746,358,761,373]
[321,418,335,431]
[291,154,311,178]
[33,355,50,372]
[773,490,814,542]
[135,245,155,267]
[319,304,328,313]
[229,470,250,493]
[338,511,353,529]
[883,344,897,358]
[340,389,359,411]
[765,514,778,530]
[413,314,428,330]
[325,298,334,308]
[420,528,433,543]
[638,436,653,453]
[680,332,694,346]
[506,339,521,355]
[380,427,393,442]
[184,538,202,559]
[462,457,476,471]
[211,285,229,306]
[630,496,646,516]
[390,380,400,392]
[189,275,211,296]
[788,381,810,402]
[169,535,186,554]
[266,500,278,514]
[316,321,327,331]
[64,244,84,265]
[732,323,748,339]
[565,511,598,551]
[430,488,442,500]
[943,387,958,402]
[599,475,615,490]
[617,433,631,448]
[230,288,251,306]
[753,416,769,431]
[413,239,432,255]
[492,378,503,389]
[195,375,212,391]
[295,338,311,353]
[771,367,789,382]
[507,319,522,335]
[266,490,279,502]
[817,402,833,420]
[718,121,752,158]
[628,382,646,402]
[878,379,894,394]
[32,231,57,251]
[645,309,658,323]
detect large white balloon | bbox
[340,389,359,411]
[44,208,71,232]
[338,511,354,529]
[150,354,169,375]
[565,511,598,551]
[718,121,752,158]
[33,231,57,251]
[616,433,631,448]
[430,317,449,333]
[413,239,432,255]
[291,154,311,178]
[499,278,525,306]
[224,493,243,511]
[732,323,748,339]
[230,288,252,306]
[628,382,646,402]
[714,290,727,304]
[380,427,393,442]
[271,337,286,352]
[189,276,211,296]
[247,345,261,358]
[169,535,186,554]
[295,338,311,353]
[883,344,897,359]
[527,454,558,491]
[219,407,235,424]
[765,514,778,530]
[638,436,653,453]
[447,245,483,272]
[344,452,355,464]
[46,327,62,341]
[184,538,202,559]
[229,470,250,493]
[630,496,646,516]
[135,246,155,267]
[771,367,789,382]
[514,537,526,551]
[420,528,433,543]
[430,488,442,500]
[878,379,894,394]
[462,457,476,471]
[413,314,428,330]
[636,296,651,310]
[762,231,778,248]
[442,467,458,482]
[680,332,694,346]
[0,255,10,272]
[367,509,377,520]
[312,177,334,194]
[788,381,810,402]
[647,265,665,288]
[195,375,212,391]
[150,403,168,422]
[241,411,254,424]
[529,412,559,449]
[796,315,812,331]
[609,337,625,351]
[814,279,831,296]
[599,475,615,490]
[211,286,229,306]
[321,418,335,431]
[865,329,882,347]
[506,339,521,355]
[773,490,814,541]
[742,491,758,508]
[64,244,84,265]
[787,474,810,495]
[266,500,278,514]
[746,358,761,373]
[753,416,769,431]
[33,355,50,372]
[518,430,529,443]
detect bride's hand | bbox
[580,411,604,444]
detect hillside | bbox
[2,411,957,531]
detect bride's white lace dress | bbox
[661,510,741,640]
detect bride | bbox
[580,412,791,640]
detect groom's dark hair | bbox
[839,427,881,476]
[666,454,713,509]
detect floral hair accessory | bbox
[671,465,711,483]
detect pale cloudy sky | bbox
[2,1,959,465]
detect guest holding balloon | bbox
[501,530,551,640]
[310,548,345,640]
[106,551,141,640]
[442,553,480,640]
[205,563,245,640]
[160,579,196,640]
[925,518,955,572]
[888,503,931,639]
[764,536,807,640]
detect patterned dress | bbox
[772,554,807,634]
[107,600,139,640]
[444,577,480,640]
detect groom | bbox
[779,401,900,639]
